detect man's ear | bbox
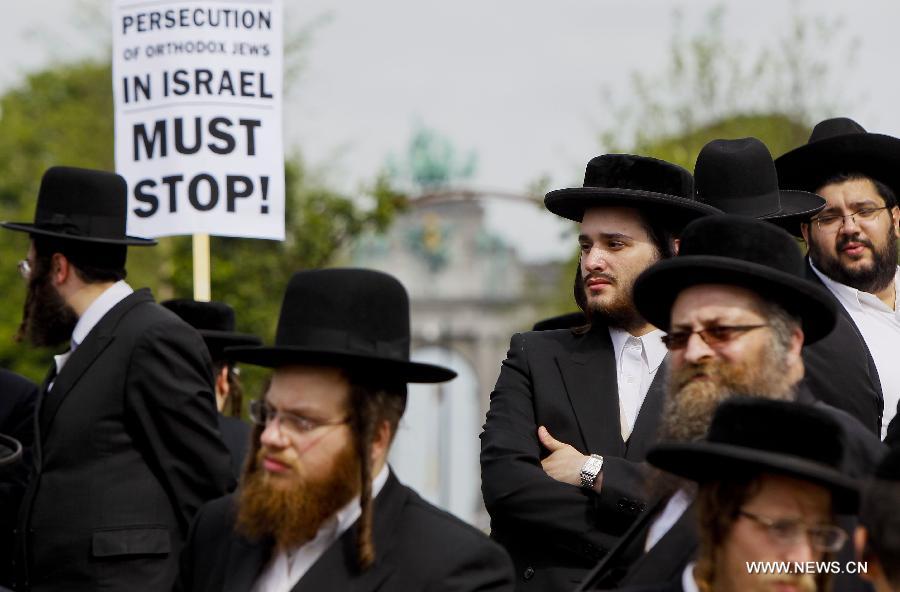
[891,205,900,238]
[49,253,71,286]
[370,419,393,466]
[672,238,680,256]
[800,222,810,244]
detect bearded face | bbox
[236,427,361,549]
[16,254,78,348]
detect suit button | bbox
[523,566,535,581]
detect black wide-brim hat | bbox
[634,215,837,343]
[545,154,721,228]
[695,138,824,237]
[161,299,262,361]
[648,398,859,513]
[228,268,456,383]
[0,434,22,468]
[2,166,156,246]
[775,117,900,201]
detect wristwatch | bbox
[579,454,604,489]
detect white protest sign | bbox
[113,1,284,240]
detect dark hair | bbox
[817,172,897,208]
[214,361,244,417]
[345,376,407,571]
[859,480,900,587]
[32,237,127,283]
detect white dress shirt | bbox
[644,487,693,552]
[52,280,134,379]
[811,262,900,438]
[608,327,667,441]
[251,464,390,592]
[681,561,700,592]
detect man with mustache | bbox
[2,166,234,591]
[776,118,900,440]
[175,268,515,591]
[576,215,883,591]
[480,154,719,590]
[616,398,860,592]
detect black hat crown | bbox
[695,138,783,217]
[678,215,803,275]
[808,117,868,143]
[227,268,455,383]
[1,166,155,245]
[162,299,236,333]
[582,154,693,198]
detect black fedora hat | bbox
[633,215,837,343]
[648,398,859,513]
[695,138,825,237]
[227,268,456,383]
[775,117,900,203]
[2,166,156,246]
[161,299,262,362]
[544,154,721,227]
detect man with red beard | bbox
[480,154,720,590]
[2,166,233,591]
[175,268,515,591]
[576,215,884,591]
[776,118,900,441]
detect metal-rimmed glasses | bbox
[811,206,889,232]
[739,510,847,553]
[248,400,348,439]
[660,324,769,351]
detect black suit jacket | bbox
[15,289,234,591]
[217,414,251,482]
[175,470,516,591]
[802,262,884,435]
[0,370,37,586]
[481,327,664,590]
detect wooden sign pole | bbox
[192,233,211,301]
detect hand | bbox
[538,426,588,487]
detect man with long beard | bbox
[576,215,884,591]
[480,154,720,590]
[2,166,233,591]
[175,268,515,591]
[776,118,900,440]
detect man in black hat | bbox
[175,268,515,591]
[691,136,881,433]
[577,215,883,590]
[616,398,860,592]
[162,299,262,480]
[776,118,900,441]
[480,154,719,590]
[2,166,233,591]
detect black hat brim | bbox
[201,332,263,360]
[634,256,837,343]
[775,133,900,197]
[1,222,157,246]
[544,188,721,224]
[758,190,826,237]
[225,345,457,383]
[648,441,859,513]
[0,433,22,468]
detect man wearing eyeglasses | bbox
[612,397,861,592]
[776,118,900,441]
[576,215,884,591]
[175,268,515,591]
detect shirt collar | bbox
[71,281,134,347]
[682,562,700,592]
[608,326,667,373]
[810,259,900,313]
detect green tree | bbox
[0,60,405,390]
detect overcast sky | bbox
[4,0,900,261]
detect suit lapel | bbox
[556,327,624,456]
[37,290,153,436]
[293,472,406,592]
[625,357,668,461]
[222,537,271,592]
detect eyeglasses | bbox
[17,259,31,280]
[811,207,889,232]
[248,400,347,438]
[660,324,769,351]
[739,510,847,553]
